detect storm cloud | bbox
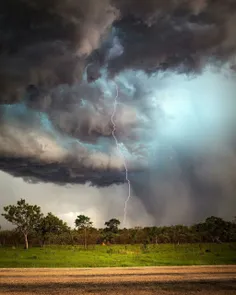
[0,0,236,225]
[1,0,236,103]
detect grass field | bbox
[0,243,236,268]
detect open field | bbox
[0,266,236,294]
[0,244,236,268]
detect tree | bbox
[104,218,121,243]
[195,216,229,243]
[75,215,93,249]
[104,218,120,233]
[146,226,161,244]
[35,212,69,246]
[2,199,43,249]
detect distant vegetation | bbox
[0,199,236,248]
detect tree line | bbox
[0,199,236,249]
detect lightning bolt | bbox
[111,82,131,228]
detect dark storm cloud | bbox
[0,0,236,225]
[1,0,236,104]
[0,100,145,186]
[0,156,127,186]
[0,0,117,103]
[107,0,236,75]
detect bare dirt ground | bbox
[0,266,236,295]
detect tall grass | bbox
[0,243,235,268]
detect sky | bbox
[0,0,236,229]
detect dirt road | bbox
[1,266,236,294]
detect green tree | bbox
[75,215,93,249]
[104,218,120,243]
[204,216,227,242]
[35,212,69,246]
[146,226,161,244]
[2,199,43,249]
[105,218,120,233]
[195,216,229,243]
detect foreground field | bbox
[0,244,236,268]
[0,266,236,294]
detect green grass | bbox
[0,243,235,268]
